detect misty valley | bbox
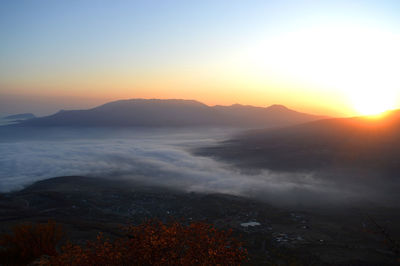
[3,1,400,264]
[1,99,400,265]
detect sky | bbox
[1,0,400,116]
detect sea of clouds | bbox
[0,127,391,206]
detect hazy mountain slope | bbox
[17,99,324,128]
[196,110,400,177]
[0,113,36,126]
[4,113,36,120]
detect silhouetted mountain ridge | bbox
[16,99,324,128]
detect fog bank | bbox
[0,127,396,206]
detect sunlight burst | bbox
[244,24,400,115]
[350,91,396,116]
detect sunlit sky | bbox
[1,0,400,116]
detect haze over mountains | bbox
[15,99,325,128]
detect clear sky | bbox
[1,0,400,116]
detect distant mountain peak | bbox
[267,104,290,110]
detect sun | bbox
[349,90,397,116]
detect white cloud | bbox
[0,127,393,205]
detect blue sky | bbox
[1,0,400,116]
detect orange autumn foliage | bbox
[49,220,248,265]
[0,221,63,265]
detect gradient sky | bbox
[1,0,400,116]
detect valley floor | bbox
[1,176,399,265]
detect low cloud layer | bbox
[0,127,396,206]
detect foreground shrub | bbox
[1,220,247,265]
[0,221,63,265]
[50,220,247,265]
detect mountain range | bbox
[15,99,325,128]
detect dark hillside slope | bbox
[197,110,400,177]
